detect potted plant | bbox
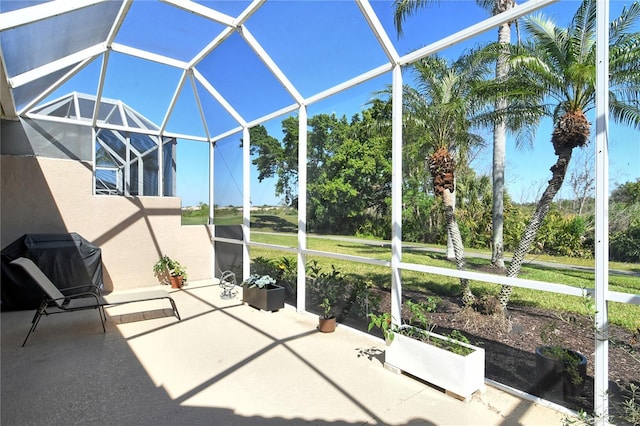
[534,321,588,399]
[369,298,485,401]
[153,255,187,289]
[242,274,285,312]
[318,298,336,333]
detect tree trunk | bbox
[446,187,456,260]
[491,21,511,270]
[498,147,574,308]
[443,189,475,307]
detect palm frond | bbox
[568,0,597,62]
[610,1,640,41]
[393,0,439,37]
[609,98,640,129]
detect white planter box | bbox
[385,326,485,400]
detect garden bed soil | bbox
[328,286,639,422]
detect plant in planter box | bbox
[242,274,285,312]
[153,255,187,288]
[318,298,336,333]
[368,297,485,400]
[535,321,587,399]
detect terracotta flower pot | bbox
[169,275,184,289]
[318,316,336,333]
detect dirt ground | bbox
[336,285,640,422]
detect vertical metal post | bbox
[243,126,251,282]
[297,104,308,312]
[91,127,96,195]
[209,138,215,279]
[158,136,164,196]
[138,156,144,195]
[209,139,215,225]
[594,0,610,421]
[391,64,403,325]
[124,134,130,196]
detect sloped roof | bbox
[1,0,554,141]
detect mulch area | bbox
[331,283,640,423]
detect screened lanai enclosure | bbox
[1,0,638,424]
[29,92,177,196]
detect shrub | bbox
[610,219,640,263]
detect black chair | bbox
[11,257,181,346]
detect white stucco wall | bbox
[1,155,213,291]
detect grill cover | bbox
[1,233,103,311]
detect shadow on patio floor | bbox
[1,281,569,425]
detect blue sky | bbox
[38,0,639,207]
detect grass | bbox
[248,232,639,332]
[185,211,638,330]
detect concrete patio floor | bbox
[1,281,572,425]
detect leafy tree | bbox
[248,121,299,207]
[307,111,392,235]
[250,110,392,236]
[611,179,640,205]
[496,0,640,307]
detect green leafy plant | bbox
[368,297,473,355]
[153,255,188,281]
[444,330,473,356]
[539,321,584,386]
[277,256,297,296]
[320,298,334,319]
[306,260,345,317]
[406,298,439,334]
[367,312,393,342]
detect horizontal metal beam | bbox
[304,63,392,107]
[111,43,188,69]
[0,0,107,31]
[400,0,558,66]
[9,44,105,88]
[245,103,300,129]
[161,0,235,27]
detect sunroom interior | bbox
[1,0,638,424]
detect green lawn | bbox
[183,211,639,330]
[249,233,639,331]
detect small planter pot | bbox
[534,346,587,399]
[242,284,285,312]
[169,275,184,289]
[318,316,336,333]
[385,325,485,400]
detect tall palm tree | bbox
[497,0,640,307]
[404,53,490,306]
[394,0,517,269]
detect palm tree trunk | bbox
[446,182,456,260]
[443,189,475,307]
[491,21,511,270]
[498,147,574,308]
[491,102,507,269]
